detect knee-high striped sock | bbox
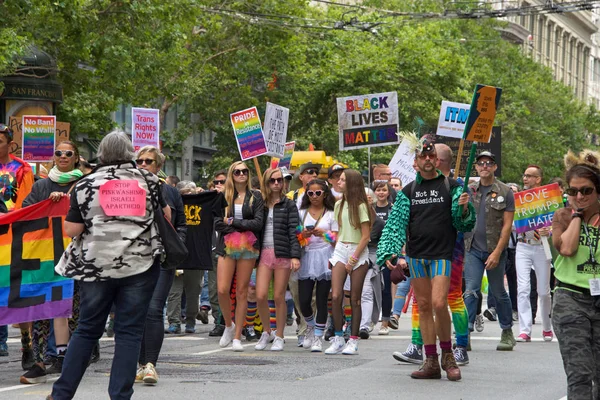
[246,301,257,327]
[254,313,263,335]
[20,327,31,349]
[230,275,237,320]
[315,322,326,337]
[411,295,423,346]
[327,297,333,318]
[344,301,352,326]
[268,299,277,330]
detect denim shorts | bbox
[406,257,451,279]
[329,242,369,270]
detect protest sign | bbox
[271,141,295,169]
[230,106,268,161]
[99,180,146,217]
[8,117,70,157]
[389,139,417,187]
[263,102,289,158]
[22,115,56,162]
[0,197,74,325]
[337,91,399,151]
[437,101,470,139]
[132,107,160,151]
[435,127,502,178]
[513,183,563,234]
[463,84,502,143]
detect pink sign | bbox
[132,107,160,151]
[99,180,146,217]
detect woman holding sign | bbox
[551,157,600,399]
[19,141,83,384]
[215,161,264,351]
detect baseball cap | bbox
[280,166,293,180]
[476,151,496,163]
[299,162,321,175]
[327,164,345,178]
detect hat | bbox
[327,164,345,178]
[417,134,436,155]
[476,151,496,163]
[299,162,321,175]
[280,166,293,180]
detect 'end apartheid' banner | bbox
[337,91,399,151]
[0,198,74,325]
[514,183,563,234]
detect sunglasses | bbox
[565,186,595,196]
[136,159,156,165]
[303,169,318,175]
[523,174,539,179]
[0,124,13,141]
[54,150,74,158]
[307,190,324,198]
[269,177,283,185]
[476,161,495,167]
[213,179,226,185]
[233,168,249,177]
[417,153,435,159]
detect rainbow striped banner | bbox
[230,106,268,161]
[0,198,73,325]
[514,183,563,234]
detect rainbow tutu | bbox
[223,231,259,260]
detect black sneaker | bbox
[324,326,334,341]
[392,343,423,364]
[209,324,225,337]
[21,347,35,371]
[46,357,64,375]
[196,308,209,325]
[20,363,47,384]
[244,326,258,342]
[89,343,100,364]
[453,346,469,366]
[388,316,399,330]
[43,354,56,366]
[483,308,497,322]
[359,328,370,339]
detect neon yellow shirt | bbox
[334,201,370,243]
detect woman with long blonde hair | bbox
[214,161,264,351]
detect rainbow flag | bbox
[0,197,73,325]
[514,183,563,234]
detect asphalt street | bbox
[0,309,567,400]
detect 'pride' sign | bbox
[514,183,563,234]
[230,107,268,161]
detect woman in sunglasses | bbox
[296,179,337,352]
[18,141,83,384]
[551,157,600,399]
[253,168,301,351]
[215,161,264,351]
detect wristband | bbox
[572,212,583,219]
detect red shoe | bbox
[542,331,553,342]
[515,333,531,342]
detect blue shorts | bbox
[406,257,451,279]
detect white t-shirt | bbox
[263,208,275,247]
[299,209,338,248]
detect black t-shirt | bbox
[375,203,392,222]
[181,191,226,270]
[403,174,459,261]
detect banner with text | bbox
[337,91,399,151]
[22,115,56,162]
[514,183,563,234]
[0,198,73,325]
[132,107,160,151]
[389,139,417,187]
[263,102,289,158]
[463,84,502,143]
[437,101,470,139]
[230,106,268,161]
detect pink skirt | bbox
[223,231,259,260]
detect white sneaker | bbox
[378,326,389,336]
[475,314,484,333]
[324,336,345,355]
[135,365,146,383]
[232,339,244,352]
[219,323,235,348]
[303,325,315,349]
[311,336,323,352]
[255,332,271,350]
[270,336,284,351]
[342,338,359,355]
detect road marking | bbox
[6,336,205,344]
[0,377,58,393]
[193,343,256,355]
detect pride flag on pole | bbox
[0,197,73,325]
[513,183,563,234]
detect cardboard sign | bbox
[435,127,502,178]
[463,84,502,143]
[22,115,56,162]
[263,102,289,158]
[99,180,146,217]
[389,139,417,187]
[271,141,295,169]
[8,117,70,157]
[132,107,160,151]
[513,183,563,234]
[337,91,399,151]
[437,101,470,139]
[230,106,268,161]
